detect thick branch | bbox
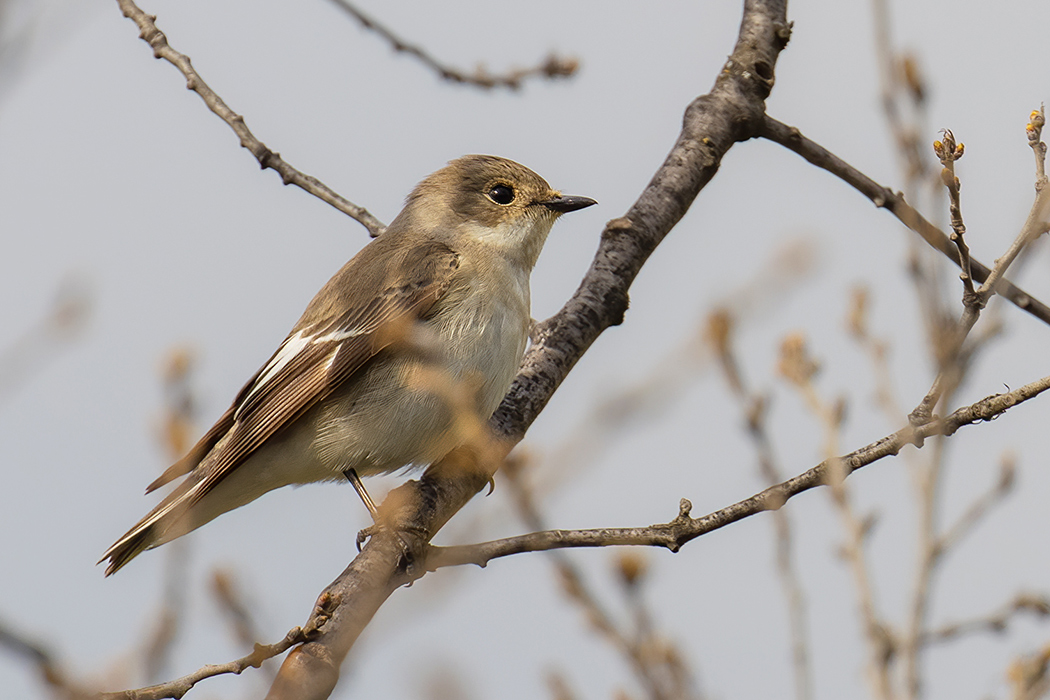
[491,3,791,441]
[263,1,792,698]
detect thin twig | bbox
[0,620,96,699]
[869,2,950,365]
[211,569,265,654]
[778,334,893,700]
[426,373,1050,569]
[503,458,700,700]
[933,130,974,302]
[115,0,386,237]
[1009,644,1050,700]
[976,108,1050,301]
[327,0,578,90]
[846,286,906,421]
[143,349,197,683]
[935,453,1015,556]
[922,593,1050,645]
[894,129,974,700]
[1028,105,1047,186]
[709,311,812,700]
[760,116,1050,327]
[99,626,312,700]
[910,118,1050,424]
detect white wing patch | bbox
[311,327,367,344]
[237,330,312,412]
[235,324,366,419]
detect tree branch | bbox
[116,0,387,237]
[326,0,579,90]
[261,2,793,698]
[97,626,311,700]
[426,373,1050,570]
[760,115,1050,327]
[922,593,1050,646]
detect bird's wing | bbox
[102,240,460,573]
[171,239,461,494]
[206,240,459,483]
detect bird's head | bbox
[405,154,596,269]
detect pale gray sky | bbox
[3,1,1050,698]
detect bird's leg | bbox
[343,467,380,521]
[342,468,427,568]
[342,468,385,550]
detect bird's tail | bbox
[99,473,208,575]
[99,521,160,576]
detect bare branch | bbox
[760,115,1050,327]
[1028,105,1047,186]
[503,458,701,700]
[142,350,197,683]
[923,593,1050,645]
[1009,643,1050,700]
[778,334,893,700]
[115,0,386,237]
[710,310,812,700]
[932,130,975,302]
[910,118,1050,423]
[426,374,1050,569]
[327,0,579,90]
[935,453,1015,556]
[211,569,265,654]
[99,626,312,700]
[0,619,96,700]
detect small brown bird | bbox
[101,155,595,574]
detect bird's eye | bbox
[487,184,515,205]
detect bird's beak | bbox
[541,194,597,213]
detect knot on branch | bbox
[660,499,695,553]
[305,591,339,638]
[601,216,634,241]
[603,288,630,326]
[677,498,693,519]
[255,148,277,172]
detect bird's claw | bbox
[355,522,431,573]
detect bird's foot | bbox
[356,522,431,572]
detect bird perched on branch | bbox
[101,155,595,575]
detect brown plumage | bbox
[101,155,595,574]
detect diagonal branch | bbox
[426,373,1050,569]
[116,0,386,237]
[261,2,793,698]
[760,115,1050,327]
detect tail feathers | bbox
[100,474,207,576]
[146,405,236,494]
[99,524,160,576]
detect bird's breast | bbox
[433,268,531,415]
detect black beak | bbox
[541,195,597,213]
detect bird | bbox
[101,155,596,575]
